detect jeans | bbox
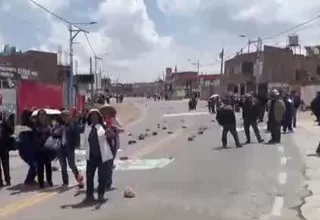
[283,116,293,132]
[244,121,262,142]
[221,124,241,147]
[86,157,112,198]
[25,162,37,184]
[292,108,298,127]
[57,146,79,185]
[0,151,10,184]
[35,151,52,188]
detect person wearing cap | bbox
[241,93,264,144]
[83,109,113,202]
[267,89,286,144]
[54,110,85,188]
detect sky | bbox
[1,0,320,82]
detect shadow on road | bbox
[74,187,116,197]
[306,153,319,157]
[212,146,235,151]
[7,183,77,195]
[60,198,108,211]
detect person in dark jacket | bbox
[0,112,15,186]
[216,99,242,148]
[18,109,37,185]
[55,110,85,187]
[311,92,320,125]
[241,94,264,144]
[33,109,53,188]
[84,109,113,202]
[267,89,286,144]
[282,94,294,133]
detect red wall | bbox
[18,80,85,117]
[18,80,63,117]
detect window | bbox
[295,70,300,81]
[317,65,320,75]
[2,79,9,88]
[241,62,254,74]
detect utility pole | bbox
[255,37,263,95]
[94,56,102,91]
[89,57,94,101]
[68,24,89,109]
[220,48,224,75]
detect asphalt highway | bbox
[0,99,308,220]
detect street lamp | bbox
[239,34,251,53]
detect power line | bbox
[28,0,97,57]
[29,0,70,23]
[84,33,97,57]
[262,14,320,41]
[222,14,320,62]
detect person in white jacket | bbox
[83,109,113,202]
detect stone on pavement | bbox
[123,186,136,198]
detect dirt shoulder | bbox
[113,102,141,126]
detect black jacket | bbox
[0,118,15,152]
[242,100,259,122]
[216,105,236,126]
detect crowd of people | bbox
[214,89,302,147]
[0,103,124,203]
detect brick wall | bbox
[0,51,61,84]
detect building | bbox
[0,49,67,84]
[221,45,320,97]
[164,69,199,99]
[199,74,223,99]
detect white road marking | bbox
[271,196,284,216]
[163,112,209,117]
[278,172,287,185]
[280,157,287,165]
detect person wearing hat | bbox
[54,110,85,188]
[83,109,113,202]
[267,89,286,144]
[100,103,124,156]
[241,93,264,144]
[100,104,124,183]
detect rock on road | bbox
[0,99,309,220]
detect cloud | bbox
[1,0,320,82]
[28,0,70,12]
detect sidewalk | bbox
[296,111,320,135]
[294,112,320,220]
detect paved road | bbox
[0,100,309,220]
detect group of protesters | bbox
[0,103,124,202]
[213,89,302,147]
